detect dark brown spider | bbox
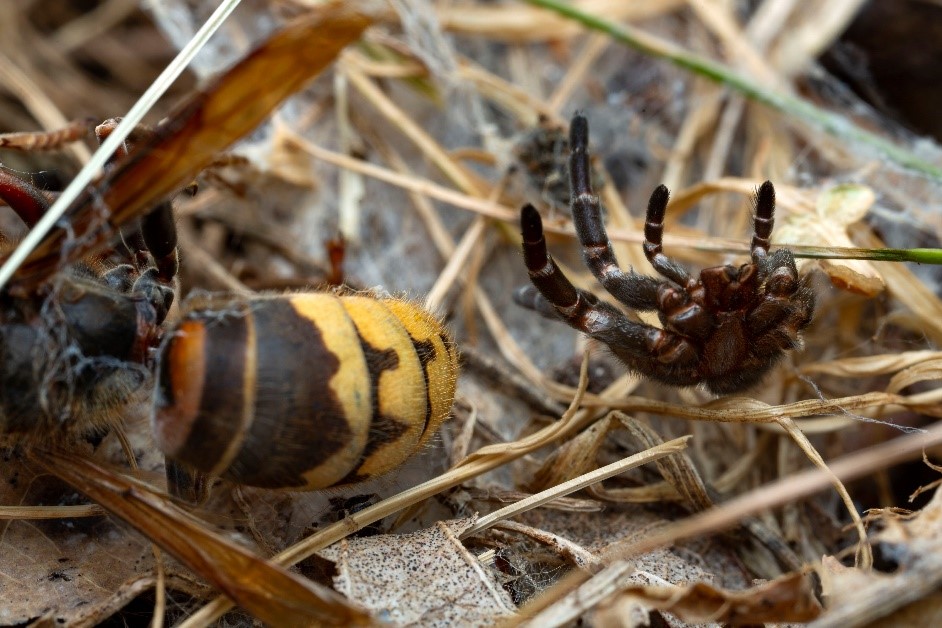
[515,114,815,394]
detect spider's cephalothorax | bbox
[515,114,815,394]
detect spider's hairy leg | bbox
[130,201,178,325]
[642,184,692,287]
[140,202,179,286]
[0,118,94,152]
[517,204,668,357]
[518,203,584,315]
[0,167,52,228]
[514,284,565,321]
[751,180,775,260]
[95,119,179,324]
[567,114,660,310]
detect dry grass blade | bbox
[460,436,691,539]
[33,449,374,627]
[0,503,105,519]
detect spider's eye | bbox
[767,267,797,296]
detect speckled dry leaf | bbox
[0,467,156,626]
[318,518,516,626]
[517,507,750,594]
[816,488,942,625]
[0,411,183,625]
[592,572,821,625]
[776,183,884,296]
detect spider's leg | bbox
[0,118,94,152]
[519,204,674,361]
[567,114,660,310]
[0,167,51,228]
[96,119,178,323]
[514,285,566,321]
[127,200,178,325]
[751,180,775,261]
[642,184,691,287]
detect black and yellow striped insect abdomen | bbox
[153,293,458,490]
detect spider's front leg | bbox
[516,204,697,370]
[567,114,661,310]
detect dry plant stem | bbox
[0,503,105,519]
[51,0,137,53]
[450,403,478,464]
[547,33,610,113]
[688,0,780,86]
[296,138,515,220]
[770,0,866,75]
[152,545,165,628]
[342,61,483,195]
[183,354,600,627]
[460,436,691,539]
[437,0,684,41]
[458,61,558,122]
[616,413,712,511]
[512,420,942,623]
[775,417,872,568]
[518,560,637,627]
[801,351,942,378]
[0,50,90,164]
[712,431,773,493]
[425,215,487,313]
[176,221,252,295]
[662,83,724,191]
[584,390,942,423]
[491,520,603,571]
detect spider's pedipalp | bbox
[751,180,775,260]
[642,185,691,287]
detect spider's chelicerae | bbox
[515,114,815,394]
